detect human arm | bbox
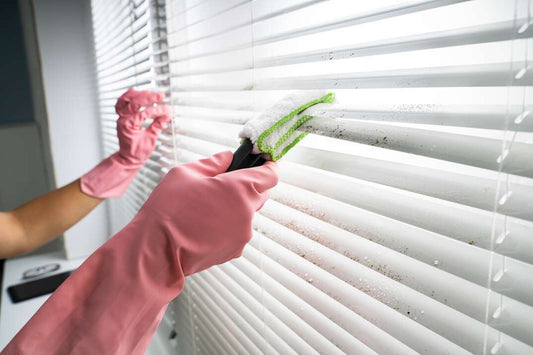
[0,89,170,259]
[1,152,278,355]
[0,180,101,258]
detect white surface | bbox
[91,0,533,354]
[0,252,85,350]
[32,0,109,258]
[0,251,174,354]
[90,0,160,236]
[163,0,533,354]
[18,0,56,196]
[0,124,49,212]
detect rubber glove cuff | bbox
[80,89,170,199]
[80,152,143,199]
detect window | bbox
[92,0,533,353]
[91,0,171,232]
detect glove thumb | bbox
[189,151,234,177]
[246,161,279,194]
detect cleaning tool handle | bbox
[227,139,266,172]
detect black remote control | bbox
[7,271,73,303]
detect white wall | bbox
[0,124,49,211]
[32,0,109,258]
[0,0,60,255]
[0,124,62,254]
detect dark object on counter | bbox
[7,271,73,303]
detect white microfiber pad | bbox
[239,91,335,161]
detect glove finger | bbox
[115,88,137,115]
[116,89,164,115]
[254,190,270,212]
[185,151,234,177]
[133,105,170,127]
[144,106,172,136]
[129,90,165,109]
[219,161,278,210]
[243,161,279,194]
[145,117,167,136]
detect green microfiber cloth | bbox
[239,91,335,161]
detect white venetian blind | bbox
[90,0,533,354]
[91,0,172,233]
[163,0,533,354]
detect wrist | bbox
[115,149,147,167]
[80,152,142,199]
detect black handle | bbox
[226,138,266,172]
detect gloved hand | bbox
[80,88,171,198]
[2,152,278,355]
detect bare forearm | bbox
[0,179,102,258]
[0,90,168,259]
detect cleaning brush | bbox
[227,91,335,172]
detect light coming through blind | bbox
[92,0,533,354]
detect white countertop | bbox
[0,252,85,350]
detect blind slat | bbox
[211,264,319,354]
[171,132,533,267]
[193,273,280,354]
[242,243,417,354]
[91,0,533,353]
[193,268,297,354]
[248,225,472,354]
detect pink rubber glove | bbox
[80,88,171,198]
[2,152,278,355]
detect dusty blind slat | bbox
[91,0,533,354]
[91,0,172,234]
[164,0,533,354]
